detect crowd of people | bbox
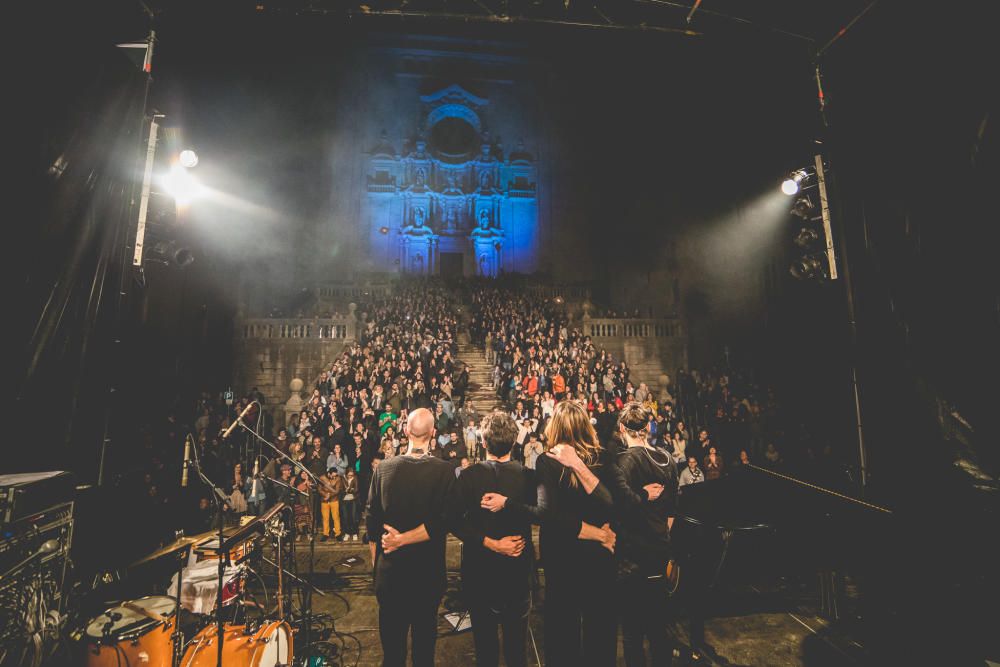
[118,277,853,666]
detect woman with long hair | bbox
[536,400,617,666]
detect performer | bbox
[456,411,538,667]
[535,400,617,667]
[607,402,680,666]
[366,407,456,667]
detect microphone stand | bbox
[187,460,231,667]
[238,421,322,658]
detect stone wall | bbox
[233,313,357,427]
[582,316,688,401]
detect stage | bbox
[295,534,863,666]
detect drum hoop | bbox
[85,596,175,642]
[129,595,178,618]
[86,617,162,642]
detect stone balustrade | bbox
[240,316,356,341]
[316,284,392,300]
[584,317,682,339]
[523,284,592,301]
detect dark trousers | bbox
[469,602,529,667]
[543,561,617,667]
[377,593,441,667]
[620,575,674,667]
[341,498,358,534]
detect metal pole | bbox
[97,29,155,486]
[133,115,162,267]
[813,59,868,491]
[821,153,869,490]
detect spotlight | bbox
[789,254,826,280]
[147,240,195,268]
[781,169,808,196]
[379,226,389,234]
[160,164,203,205]
[178,149,199,169]
[791,196,815,219]
[793,227,821,249]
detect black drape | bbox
[14,38,148,481]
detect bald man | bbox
[366,407,457,667]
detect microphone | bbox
[182,435,191,487]
[221,402,255,439]
[37,540,60,556]
[250,458,260,499]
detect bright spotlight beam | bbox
[160,164,203,205]
[781,169,809,196]
[178,149,199,168]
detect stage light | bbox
[791,196,815,219]
[793,227,821,248]
[379,226,389,234]
[147,240,195,268]
[790,254,826,280]
[781,169,808,196]
[178,149,199,168]
[160,164,203,205]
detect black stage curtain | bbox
[13,41,148,482]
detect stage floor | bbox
[290,536,864,667]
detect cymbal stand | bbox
[170,543,185,667]
[264,511,289,620]
[187,460,230,667]
[238,422,322,655]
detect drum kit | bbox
[78,504,296,667]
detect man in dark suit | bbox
[366,408,456,667]
[455,411,540,667]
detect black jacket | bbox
[366,455,456,599]
[452,460,538,605]
[606,445,679,576]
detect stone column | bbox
[284,378,304,431]
[347,302,358,340]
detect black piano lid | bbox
[678,464,892,532]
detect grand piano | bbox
[673,463,894,653]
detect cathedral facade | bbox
[364,83,537,277]
[327,36,549,279]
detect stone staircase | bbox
[456,337,502,413]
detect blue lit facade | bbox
[364,85,538,277]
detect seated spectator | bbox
[679,456,705,487]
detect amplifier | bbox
[0,471,75,525]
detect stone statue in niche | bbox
[403,207,432,235]
[415,167,426,187]
[479,170,492,191]
[444,172,461,194]
[414,252,424,273]
[470,209,500,238]
[445,206,457,230]
[479,254,487,275]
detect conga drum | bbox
[180,621,293,667]
[83,595,176,667]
